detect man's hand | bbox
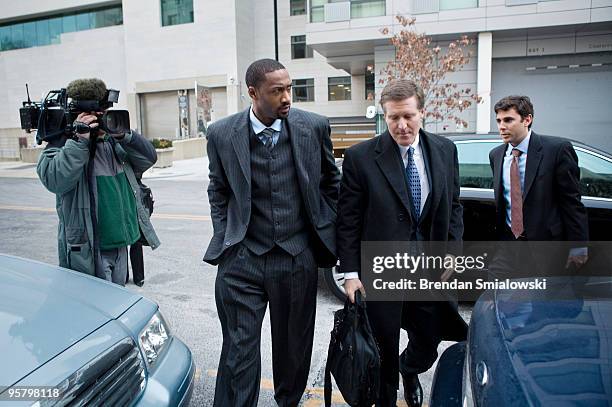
[566,254,588,270]
[440,253,456,282]
[344,278,365,304]
[73,112,99,140]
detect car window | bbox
[455,141,499,189]
[575,147,612,199]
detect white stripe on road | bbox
[0,205,211,221]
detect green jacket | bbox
[37,131,160,276]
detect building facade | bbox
[305,0,612,150]
[0,0,611,159]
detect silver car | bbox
[0,254,194,406]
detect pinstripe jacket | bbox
[204,107,340,268]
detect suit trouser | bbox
[367,301,446,407]
[213,244,318,407]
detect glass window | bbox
[440,0,478,10]
[35,20,50,46]
[0,6,122,51]
[328,77,352,101]
[365,69,375,101]
[90,10,102,29]
[0,26,10,49]
[76,13,91,31]
[351,0,386,18]
[48,17,62,44]
[310,0,326,22]
[23,22,37,47]
[11,24,24,49]
[104,8,124,26]
[455,141,498,188]
[291,35,313,59]
[161,0,194,27]
[62,15,77,33]
[290,0,306,15]
[575,148,612,199]
[292,79,315,102]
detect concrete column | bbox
[476,32,492,134]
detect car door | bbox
[574,146,612,241]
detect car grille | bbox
[56,338,145,407]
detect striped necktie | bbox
[260,127,275,151]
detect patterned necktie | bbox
[510,148,524,238]
[260,127,275,151]
[406,146,421,220]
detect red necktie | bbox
[510,148,523,239]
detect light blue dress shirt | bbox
[502,130,530,228]
[250,107,281,146]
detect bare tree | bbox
[381,16,481,129]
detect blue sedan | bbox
[0,254,194,406]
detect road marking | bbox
[152,213,211,221]
[205,369,422,406]
[0,205,211,221]
[0,205,55,213]
[206,369,346,403]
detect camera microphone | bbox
[66,78,107,102]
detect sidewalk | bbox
[0,156,209,181]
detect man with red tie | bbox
[488,95,589,274]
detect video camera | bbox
[19,78,130,145]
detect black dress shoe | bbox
[135,280,144,287]
[401,373,423,407]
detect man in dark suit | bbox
[204,59,340,407]
[489,95,588,274]
[337,79,467,407]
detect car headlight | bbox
[139,311,170,367]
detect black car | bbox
[323,135,612,301]
[430,276,612,406]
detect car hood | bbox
[495,277,612,404]
[0,255,142,387]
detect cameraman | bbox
[37,78,160,285]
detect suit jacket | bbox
[337,129,463,275]
[204,107,340,267]
[489,132,588,241]
[336,129,467,344]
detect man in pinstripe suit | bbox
[204,59,340,407]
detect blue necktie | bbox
[406,146,421,220]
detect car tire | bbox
[322,265,346,302]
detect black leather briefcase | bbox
[324,291,381,406]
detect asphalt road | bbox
[0,174,471,406]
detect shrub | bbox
[151,138,173,149]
